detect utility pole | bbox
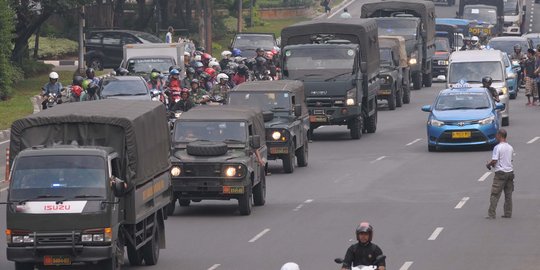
[205,0,212,55]
[237,0,243,33]
[78,5,86,75]
[197,0,205,50]
[250,0,254,28]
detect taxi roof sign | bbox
[452,79,472,89]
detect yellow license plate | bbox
[469,27,491,35]
[378,90,391,95]
[452,131,471,139]
[44,256,71,266]
[223,186,244,194]
[269,147,289,154]
[310,115,327,123]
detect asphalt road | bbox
[1,2,540,270]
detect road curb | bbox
[41,60,79,67]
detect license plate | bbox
[223,186,244,194]
[437,60,448,65]
[310,115,327,123]
[469,27,491,35]
[269,147,289,154]
[452,131,471,139]
[43,255,71,266]
[378,90,391,95]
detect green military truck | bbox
[169,106,267,216]
[229,80,309,173]
[281,19,380,140]
[6,100,172,270]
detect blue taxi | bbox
[421,85,505,151]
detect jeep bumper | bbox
[172,177,248,200]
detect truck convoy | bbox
[6,100,172,270]
[280,18,380,140]
[457,0,505,37]
[361,0,436,90]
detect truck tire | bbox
[396,86,403,108]
[388,87,396,110]
[142,224,160,265]
[296,143,308,167]
[282,145,295,173]
[179,199,191,207]
[187,141,228,156]
[412,73,422,90]
[15,263,34,270]
[423,72,433,87]
[403,82,411,104]
[253,172,266,206]
[364,108,377,134]
[127,242,143,266]
[349,117,363,140]
[238,186,253,215]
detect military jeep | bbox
[379,36,411,109]
[169,106,268,216]
[229,80,309,173]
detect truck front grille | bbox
[183,164,222,177]
[36,233,80,246]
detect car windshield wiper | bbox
[444,107,475,110]
[223,139,245,144]
[104,93,135,97]
[324,72,352,82]
[17,195,64,204]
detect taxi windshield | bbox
[228,92,290,111]
[174,121,247,144]
[435,92,491,110]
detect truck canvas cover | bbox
[281,18,380,77]
[10,100,171,186]
[378,36,408,67]
[459,0,504,18]
[361,0,436,43]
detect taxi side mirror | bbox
[111,177,127,197]
[495,103,505,110]
[421,105,432,112]
[250,135,261,149]
[294,104,302,117]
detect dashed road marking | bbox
[455,197,470,209]
[304,199,313,203]
[248,228,270,243]
[399,261,414,270]
[370,156,386,163]
[527,136,540,144]
[0,140,9,145]
[478,172,492,182]
[293,204,304,211]
[208,264,221,270]
[406,138,422,146]
[428,227,444,240]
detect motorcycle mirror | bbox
[334,258,344,264]
[374,255,386,264]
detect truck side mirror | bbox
[294,104,302,117]
[250,135,261,149]
[111,177,127,197]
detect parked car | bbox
[85,30,162,70]
[100,76,152,100]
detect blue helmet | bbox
[232,48,242,57]
[170,69,180,75]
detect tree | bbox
[0,0,15,100]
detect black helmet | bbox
[256,47,265,53]
[151,68,161,74]
[186,67,196,75]
[85,68,95,77]
[190,78,200,85]
[237,64,249,75]
[355,222,373,242]
[255,56,267,65]
[482,76,493,86]
[72,75,84,86]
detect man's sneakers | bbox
[501,215,511,218]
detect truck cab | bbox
[458,0,505,37]
[503,0,525,36]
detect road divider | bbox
[428,227,444,240]
[406,139,422,146]
[527,136,539,144]
[399,261,414,270]
[478,172,491,182]
[454,197,470,209]
[248,228,270,243]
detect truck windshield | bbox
[463,7,497,24]
[233,35,275,49]
[10,155,107,201]
[435,92,491,111]
[435,38,451,52]
[504,0,519,16]
[448,62,504,83]
[376,19,418,36]
[174,121,247,144]
[379,49,394,66]
[127,58,174,74]
[283,47,355,80]
[228,92,290,111]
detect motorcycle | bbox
[150,89,168,106]
[334,255,386,270]
[44,93,59,109]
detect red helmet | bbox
[265,51,274,59]
[181,88,190,97]
[271,49,279,55]
[205,67,216,77]
[202,53,212,61]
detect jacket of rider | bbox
[342,242,385,269]
[42,82,63,96]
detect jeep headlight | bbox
[222,165,245,178]
[346,89,356,106]
[272,131,281,140]
[379,77,387,84]
[478,115,495,125]
[428,118,444,127]
[224,167,236,177]
[171,166,182,177]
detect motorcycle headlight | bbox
[174,112,182,118]
[511,60,519,66]
[478,115,495,125]
[428,118,445,127]
[346,89,356,106]
[151,96,159,101]
[171,166,182,177]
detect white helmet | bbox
[209,61,220,68]
[221,50,232,59]
[49,72,59,80]
[280,262,300,270]
[184,52,191,57]
[194,55,202,61]
[471,36,479,44]
[216,73,229,81]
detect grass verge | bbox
[28,36,78,60]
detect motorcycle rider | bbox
[41,72,63,109]
[189,79,210,105]
[171,88,194,112]
[510,44,526,85]
[166,69,182,90]
[183,67,197,87]
[85,68,100,85]
[341,222,385,270]
[256,47,266,58]
[210,73,231,104]
[147,71,163,91]
[70,76,84,102]
[482,76,500,103]
[80,81,100,101]
[220,50,233,70]
[254,56,271,80]
[469,36,481,50]
[233,64,250,85]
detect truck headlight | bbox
[346,89,356,106]
[478,115,495,125]
[11,236,23,243]
[81,234,93,242]
[428,118,444,127]
[171,166,182,177]
[272,131,281,140]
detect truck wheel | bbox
[127,242,143,266]
[396,86,403,108]
[142,225,160,265]
[349,117,363,140]
[282,145,295,173]
[296,142,308,167]
[502,116,509,126]
[14,263,34,270]
[253,172,266,206]
[178,199,191,207]
[412,73,422,90]
[365,108,378,134]
[238,186,253,216]
[423,73,433,87]
[388,87,396,110]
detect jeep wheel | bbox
[412,73,422,90]
[349,117,363,140]
[423,72,433,87]
[187,141,228,156]
[179,199,191,207]
[403,82,411,104]
[253,171,266,206]
[88,57,104,71]
[296,142,308,167]
[388,87,396,110]
[282,145,295,173]
[365,108,377,134]
[396,86,403,108]
[238,186,253,215]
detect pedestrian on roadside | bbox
[322,0,331,15]
[340,7,352,19]
[165,26,174,43]
[533,46,540,105]
[486,128,514,220]
[523,49,537,106]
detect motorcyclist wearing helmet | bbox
[209,61,221,72]
[189,79,210,105]
[80,80,100,101]
[469,36,481,50]
[147,71,164,91]
[482,76,500,102]
[256,47,265,58]
[41,72,63,109]
[510,44,526,62]
[341,222,385,270]
[85,68,100,85]
[202,53,212,68]
[183,67,197,87]
[254,56,271,80]
[210,73,231,104]
[171,88,194,112]
[232,48,242,57]
[220,50,233,70]
[280,262,300,270]
[166,69,182,90]
[184,52,191,68]
[233,64,250,85]
[70,76,84,102]
[265,51,278,78]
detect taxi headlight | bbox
[478,116,495,125]
[224,167,237,177]
[171,166,182,177]
[272,131,281,140]
[429,118,445,127]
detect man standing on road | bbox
[486,129,514,219]
[165,26,174,43]
[322,0,331,16]
[340,8,352,19]
[523,49,537,106]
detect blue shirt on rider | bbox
[42,82,63,96]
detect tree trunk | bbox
[205,0,211,55]
[33,26,40,59]
[185,0,192,29]
[136,0,146,29]
[113,0,126,28]
[11,11,52,63]
[159,0,169,28]
[196,0,204,49]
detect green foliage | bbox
[0,0,15,100]
[257,0,315,8]
[28,36,78,59]
[18,59,53,78]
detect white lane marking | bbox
[478,172,492,182]
[428,227,444,240]
[527,136,540,144]
[328,0,356,18]
[208,264,221,270]
[406,138,421,146]
[370,156,386,163]
[248,228,270,243]
[293,204,304,211]
[530,24,534,27]
[454,197,470,209]
[0,140,9,145]
[399,261,414,270]
[304,199,313,203]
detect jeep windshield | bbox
[435,92,491,111]
[435,37,451,52]
[283,47,355,80]
[376,18,418,36]
[174,121,247,144]
[228,92,290,111]
[101,79,148,96]
[233,34,275,49]
[9,155,107,201]
[127,58,174,74]
[463,7,497,24]
[448,62,504,83]
[379,48,394,67]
